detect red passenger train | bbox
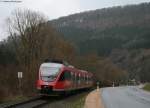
[36,59,93,95]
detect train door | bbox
[59,71,71,90]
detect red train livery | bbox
[36,60,93,95]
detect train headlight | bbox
[43,82,49,85]
[37,86,41,90]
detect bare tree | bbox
[6,9,55,94]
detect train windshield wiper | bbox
[41,75,56,82]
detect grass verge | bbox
[67,95,86,108]
[143,83,150,92]
[46,91,89,108]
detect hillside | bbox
[49,2,150,82]
[50,2,150,55]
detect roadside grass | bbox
[46,91,89,108]
[143,83,150,92]
[67,95,86,108]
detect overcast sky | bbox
[0,0,150,40]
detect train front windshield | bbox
[40,67,60,82]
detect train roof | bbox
[40,62,63,68]
[42,59,92,75]
[44,59,69,66]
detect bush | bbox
[143,83,150,92]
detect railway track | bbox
[0,89,92,108]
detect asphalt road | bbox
[101,86,150,108]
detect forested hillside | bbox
[50,2,150,55]
[50,2,150,82]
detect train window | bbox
[66,71,71,80]
[40,67,60,76]
[73,73,76,82]
[59,71,71,81]
[81,76,83,82]
[71,72,74,81]
[74,74,76,82]
[86,76,88,84]
[76,74,78,83]
[59,72,65,81]
[77,75,79,83]
[78,74,81,84]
